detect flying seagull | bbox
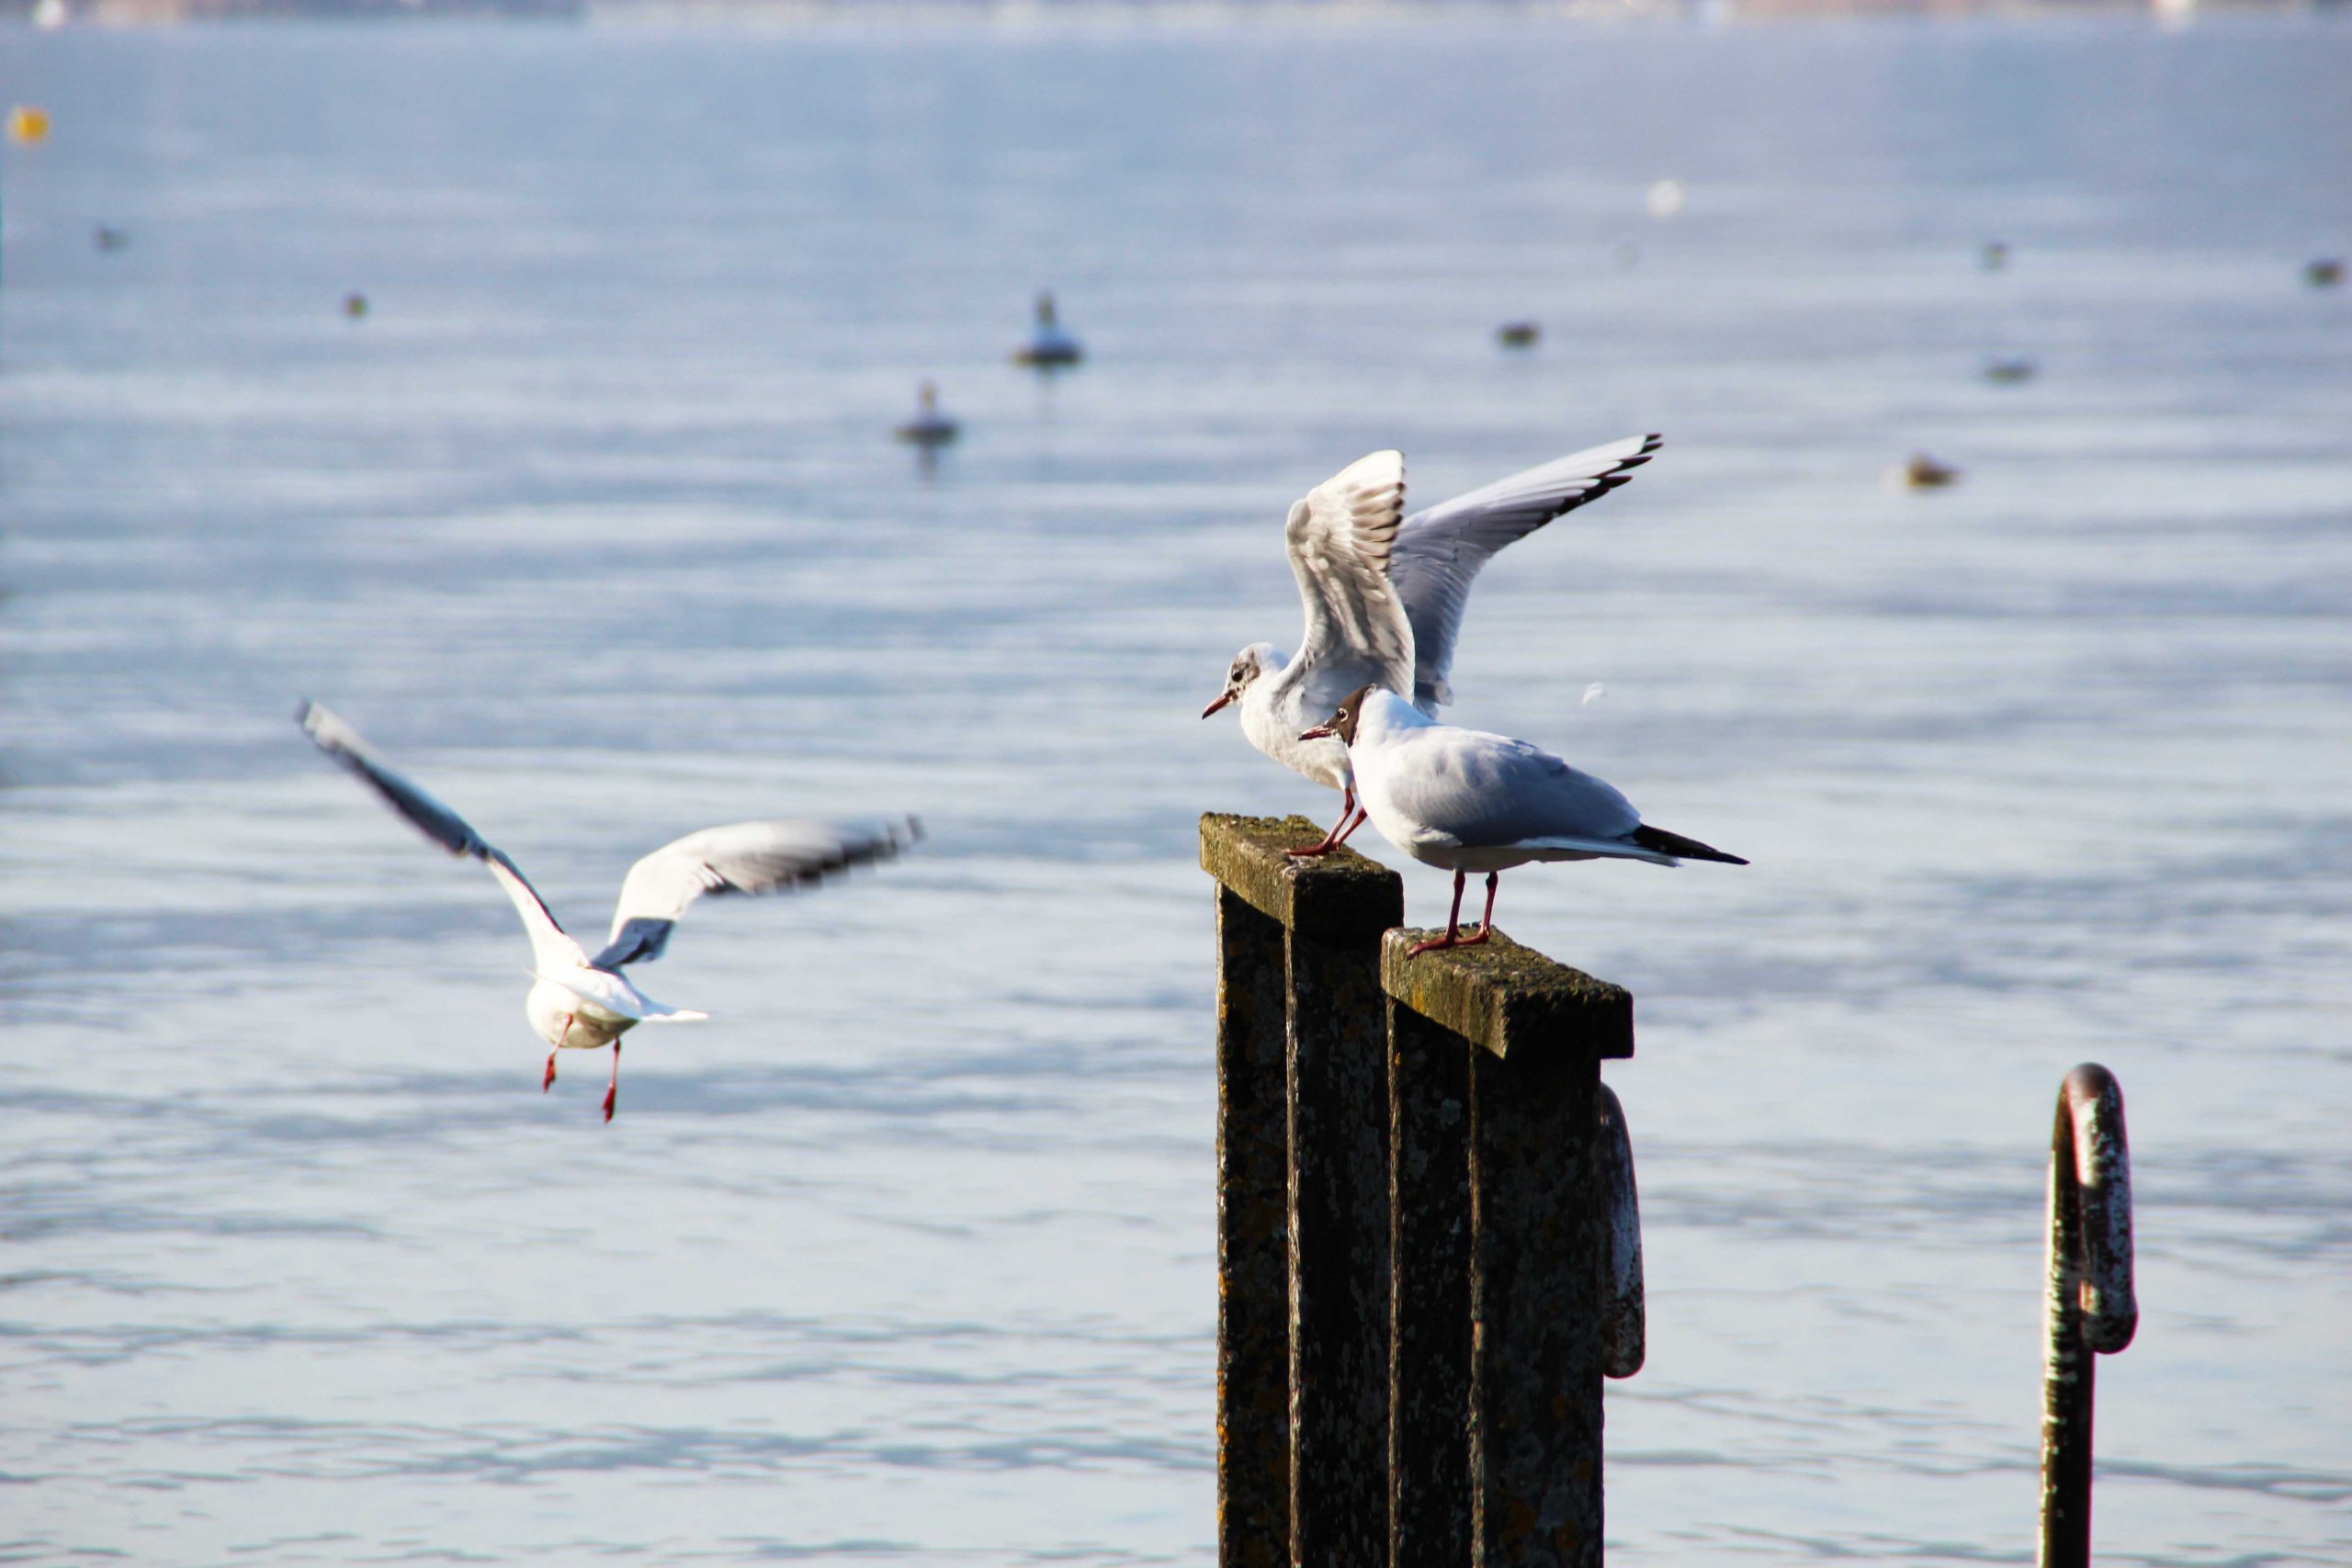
[297,701,917,1122]
[1302,684,1744,955]
[1203,434,1660,855]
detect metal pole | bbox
[2038,1064,2136,1568]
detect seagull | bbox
[297,701,917,1122]
[1301,684,1744,956]
[895,379,960,447]
[1202,434,1661,857]
[1012,290,1083,368]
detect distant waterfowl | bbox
[1984,356,2037,385]
[1896,453,1962,490]
[1012,291,1083,368]
[94,225,129,253]
[297,701,918,1123]
[1299,685,1745,956]
[1497,321,1541,349]
[2307,258,2344,288]
[895,380,960,447]
[1204,434,1661,857]
[1982,240,2010,272]
[343,292,368,320]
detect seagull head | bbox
[1299,684,1377,748]
[1202,643,1280,718]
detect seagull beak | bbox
[1202,691,1235,718]
[1298,725,1335,740]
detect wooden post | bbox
[1203,814,1402,1568]
[1381,928,1636,1568]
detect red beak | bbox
[1202,692,1235,718]
[1298,725,1335,740]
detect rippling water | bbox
[4,15,2349,1565]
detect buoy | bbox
[1497,321,1540,349]
[1984,356,2037,384]
[8,106,52,144]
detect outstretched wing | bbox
[590,817,921,971]
[1281,449,1416,705]
[1389,434,1660,711]
[297,699,586,975]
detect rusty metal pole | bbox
[1382,927,1637,1568]
[2039,1063,2136,1568]
[1203,814,1402,1568]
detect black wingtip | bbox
[1632,823,1747,865]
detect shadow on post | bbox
[1203,813,1645,1568]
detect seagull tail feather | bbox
[1630,824,1747,865]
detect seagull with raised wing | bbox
[1203,434,1660,856]
[298,702,917,1122]
[1301,684,1744,955]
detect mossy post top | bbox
[1199,813,1403,944]
[1381,927,1634,1063]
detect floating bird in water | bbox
[1984,356,2037,384]
[1012,291,1082,368]
[1301,685,1744,956]
[2307,258,2344,288]
[895,380,960,447]
[343,292,368,320]
[94,224,129,252]
[1204,434,1660,857]
[297,701,918,1122]
[1896,453,1962,490]
[1497,321,1541,348]
[1982,240,2010,272]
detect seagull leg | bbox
[1287,784,1360,858]
[1409,870,1471,956]
[543,1050,559,1091]
[1331,805,1371,847]
[602,1042,621,1124]
[1461,873,1499,948]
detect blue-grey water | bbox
[3,15,2348,1565]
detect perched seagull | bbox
[1302,684,1745,955]
[1203,434,1661,856]
[298,701,917,1122]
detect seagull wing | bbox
[1389,434,1661,711]
[297,700,587,975]
[1280,450,1416,710]
[590,817,920,971]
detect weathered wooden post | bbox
[1383,928,1639,1568]
[1204,813,1646,1568]
[1204,814,1403,1568]
[2039,1064,2136,1568]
